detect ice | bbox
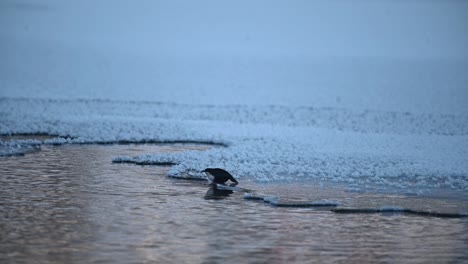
[245,192,341,208]
[332,207,468,218]
[243,193,267,200]
[1,97,467,193]
[379,206,405,212]
[0,139,41,156]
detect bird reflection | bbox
[204,183,236,200]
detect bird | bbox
[202,168,238,185]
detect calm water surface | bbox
[1,144,467,264]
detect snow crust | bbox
[1,98,467,193]
[0,139,41,156]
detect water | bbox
[1,143,467,264]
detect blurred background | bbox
[1,0,467,113]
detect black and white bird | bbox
[202,168,238,185]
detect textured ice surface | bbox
[1,98,467,193]
[0,139,41,157]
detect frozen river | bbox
[1,143,467,263]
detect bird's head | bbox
[202,168,215,182]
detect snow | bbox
[1,98,467,193]
[1,1,467,194]
[0,139,41,156]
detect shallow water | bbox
[1,144,467,264]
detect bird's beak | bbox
[204,172,215,182]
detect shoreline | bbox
[2,138,466,218]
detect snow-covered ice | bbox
[0,139,41,156]
[1,98,467,193]
[1,0,467,194]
